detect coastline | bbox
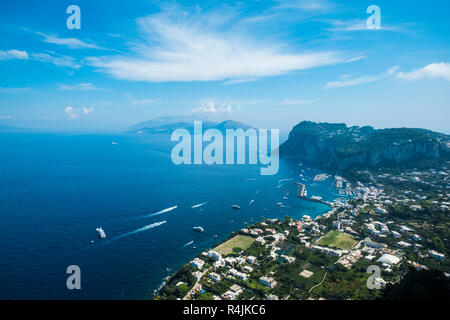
[153,173,350,299]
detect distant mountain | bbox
[128,117,254,134]
[280,121,450,173]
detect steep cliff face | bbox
[280,121,449,173]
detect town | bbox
[156,165,449,300]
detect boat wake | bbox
[134,205,178,219]
[249,199,255,205]
[278,178,293,184]
[106,221,167,244]
[191,202,207,209]
[182,240,194,248]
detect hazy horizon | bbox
[1,0,449,134]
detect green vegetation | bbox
[318,230,357,250]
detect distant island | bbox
[128,116,253,135]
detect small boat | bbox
[231,204,241,210]
[283,196,288,200]
[193,226,204,232]
[96,227,106,238]
[277,202,283,206]
[213,234,218,238]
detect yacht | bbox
[231,204,241,209]
[96,227,106,238]
[193,226,204,232]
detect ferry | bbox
[231,204,241,210]
[193,226,204,232]
[96,227,106,238]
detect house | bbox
[375,207,387,214]
[259,276,277,289]
[246,256,257,264]
[243,266,253,273]
[207,250,222,261]
[229,284,243,296]
[280,254,296,263]
[191,258,205,270]
[209,272,221,282]
[429,250,445,261]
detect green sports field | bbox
[214,235,255,256]
[318,230,357,250]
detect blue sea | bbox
[0,132,340,299]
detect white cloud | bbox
[37,32,100,49]
[124,94,156,105]
[0,49,29,60]
[82,107,94,115]
[0,87,34,94]
[192,100,238,114]
[65,106,78,119]
[396,62,450,81]
[275,0,334,12]
[87,8,346,83]
[32,52,81,69]
[65,106,94,118]
[327,19,406,33]
[280,99,317,105]
[324,66,399,89]
[58,83,103,91]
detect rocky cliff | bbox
[280,121,450,173]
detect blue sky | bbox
[0,0,449,133]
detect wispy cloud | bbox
[275,0,334,12]
[280,99,317,105]
[324,66,398,89]
[58,83,105,91]
[37,32,100,49]
[192,100,235,114]
[324,67,399,89]
[124,94,156,105]
[0,87,35,94]
[32,52,81,69]
[0,49,28,60]
[396,62,450,81]
[82,107,94,115]
[87,7,347,83]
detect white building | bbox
[429,250,445,261]
[377,254,401,266]
[259,276,277,289]
[191,258,205,270]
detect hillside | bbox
[280,121,450,174]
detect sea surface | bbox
[0,132,341,299]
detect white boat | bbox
[193,226,204,232]
[277,202,283,206]
[96,227,106,238]
[231,204,241,209]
